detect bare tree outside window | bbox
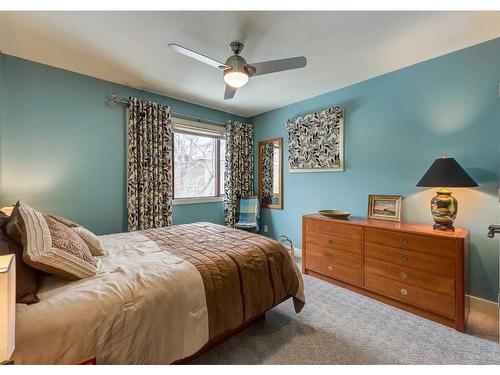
[174,133,225,199]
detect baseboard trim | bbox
[467,295,498,317]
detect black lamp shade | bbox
[416,157,478,188]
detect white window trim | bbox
[173,196,224,206]
[172,118,226,205]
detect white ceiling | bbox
[0,11,499,117]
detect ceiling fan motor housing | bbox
[223,54,255,77]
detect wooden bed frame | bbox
[173,312,266,364]
[172,295,291,364]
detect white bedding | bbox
[14,232,209,364]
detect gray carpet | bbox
[194,264,500,364]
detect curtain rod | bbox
[107,93,227,126]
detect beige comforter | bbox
[14,223,304,364]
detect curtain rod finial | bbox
[108,93,120,106]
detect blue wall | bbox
[0,54,245,235]
[251,38,500,301]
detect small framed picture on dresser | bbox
[367,195,402,222]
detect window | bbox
[172,118,226,204]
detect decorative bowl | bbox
[318,210,351,220]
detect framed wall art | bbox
[285,106,344,173]
[367,195,402,222]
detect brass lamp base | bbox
[431,189,457,231]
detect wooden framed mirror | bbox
[258,138,283,209]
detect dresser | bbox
[302,214,469,331]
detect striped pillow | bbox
[15,201,97,280]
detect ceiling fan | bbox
[168,41,307,99]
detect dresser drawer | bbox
[306,243,361,270]
[305,232,362,256]
[306,253,362,286]
[365,243,455,277]
[305,219,362,240]
[365,228,456,259]
[364,258,455,296]
[365,273,455,318]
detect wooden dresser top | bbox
[303,213,469,239]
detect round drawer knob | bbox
[400,239,408,245]
[400,255,408,263]
[328,239,334,245]
[327,251,333,258]
[400,288,408,296]
[400,271,407,279]
[328,265,333,271]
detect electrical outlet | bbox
[263,225,269,233]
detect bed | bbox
[13,222,304,364]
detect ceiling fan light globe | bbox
[223,71,249,88]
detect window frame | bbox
[171,118,226,205]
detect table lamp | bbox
[416,156,478,231]
[0,254,15,364]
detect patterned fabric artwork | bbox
[224,121,254,228]
[127,97,173,231]
[260,143,274,205]
[285,107,344,172]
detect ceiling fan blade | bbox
[168,43,229,70]
[249,56,307,76]
[224,85,237,100]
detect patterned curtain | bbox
[127,97,173,231]
[224,121,254,227]
[261,143,274,205]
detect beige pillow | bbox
[17,201,97,280]
[73,226,107,257]
[47,214,106,257]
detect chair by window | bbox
[235,196,260,233]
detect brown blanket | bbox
[143,222,304,339]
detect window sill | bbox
[173,196,224,206]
